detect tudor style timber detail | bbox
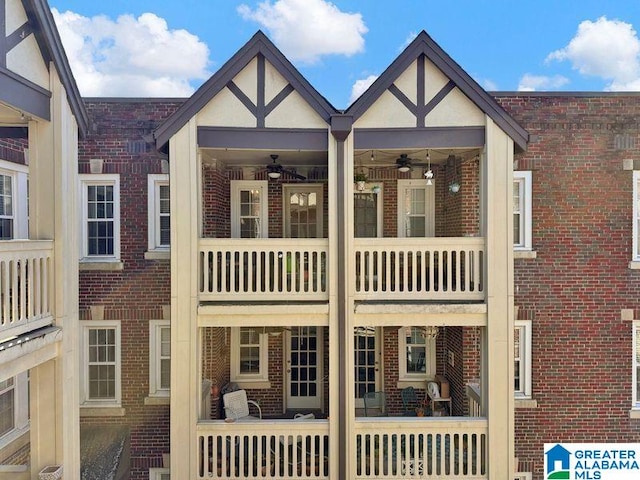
[225,53,296,128]
[388,55,457,128]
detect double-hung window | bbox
[0,160,28,240]
[514,320,532,398]
[398,327,436,384]
[633,321,640,410]
[397,180,435,237]
[80,321,121,406]
[513,171,532,250]
[231,181,268,238]
[148,174,170,252]
[149,321,170,397]
[231,327,269,386]
[80,174,120,261]
[0,372,29,446]
[633,171,640,261]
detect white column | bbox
[484,116,515,478]
[27,67,81,478]
[170,119,200,477]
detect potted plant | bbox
[354,172,368,191]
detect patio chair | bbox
[363,391,387,417]
[401,386,420,416]
[223,389,262,421]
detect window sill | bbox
[144,395,170,406]
[514,250,537,260]
[629,261,640,270]
[0,425,29,458]
[145,250,170,261]
[80,406,126,417]
[396,379,434,390]
[80,260,124,271]
[233,380,271,390]
[515,398,538,409]
[629,409,640,419]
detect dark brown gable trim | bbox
[0,66,50,120]
[225,54,295,128]
[197,126,328,150]
[155,31,336,150]
[6,21,33,53]
[354,126,485,150]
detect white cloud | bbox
[399,31,417,52]
[52,9,210,96]
[546,16,640,91]
[349,74,378,104]
[237,0,367,64]
[517,74,569,91]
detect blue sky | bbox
[47,0,640,109]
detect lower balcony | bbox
[196,417,487,479]
[0,240,53,340]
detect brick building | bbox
[2,3,640,479]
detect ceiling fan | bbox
[395,153,431,172]
[266,154,306,180]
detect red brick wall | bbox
[79,99,183,480]
[496,93,640,478]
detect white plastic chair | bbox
[223,389,262,421]
[427,381,451,416]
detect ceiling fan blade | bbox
[281,168,306,180]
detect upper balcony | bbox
[0,240,54,340]
[197,147,485,305]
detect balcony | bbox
[196,417,487,479]
[355,237,485,302]
[199,239,329,302]
[0,240,53,339]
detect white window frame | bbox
[514,171,532,250]
[354,183,383,238]
[149,468,170,480]
[283,184,324,238]
[633,171,640,261]
[633,320,640,409]
[147,174,170,252]
[398,327,436,384]
[80,321,122,407]
[79,174,121,261]
[397,180,435,237]
[230,327,269,385]
[515,320,532,399]
[0,159,28,240]
[231,181,268,238]
[0,372,29,449]
[149,320,170,397]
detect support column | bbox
[330,115,353,480]
[28,68,81,478]
[30,360,58,474]
[169,119,200,477]
[484,116,515,479]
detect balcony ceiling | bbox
[201,146,480,168]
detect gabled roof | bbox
[346,31,528,151]
[155,30,337,150]
[21,0,89,136]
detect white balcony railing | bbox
[354,417,487,479]
[0,240,54,338]
[354,237,485,301]
[197,420,329,479]
[199,239,328,302]
[196,418,487,480]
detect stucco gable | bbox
[155,30,336,150]
[347,30,527,151]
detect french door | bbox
[354,327,381,409]
[287,326,322,409]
